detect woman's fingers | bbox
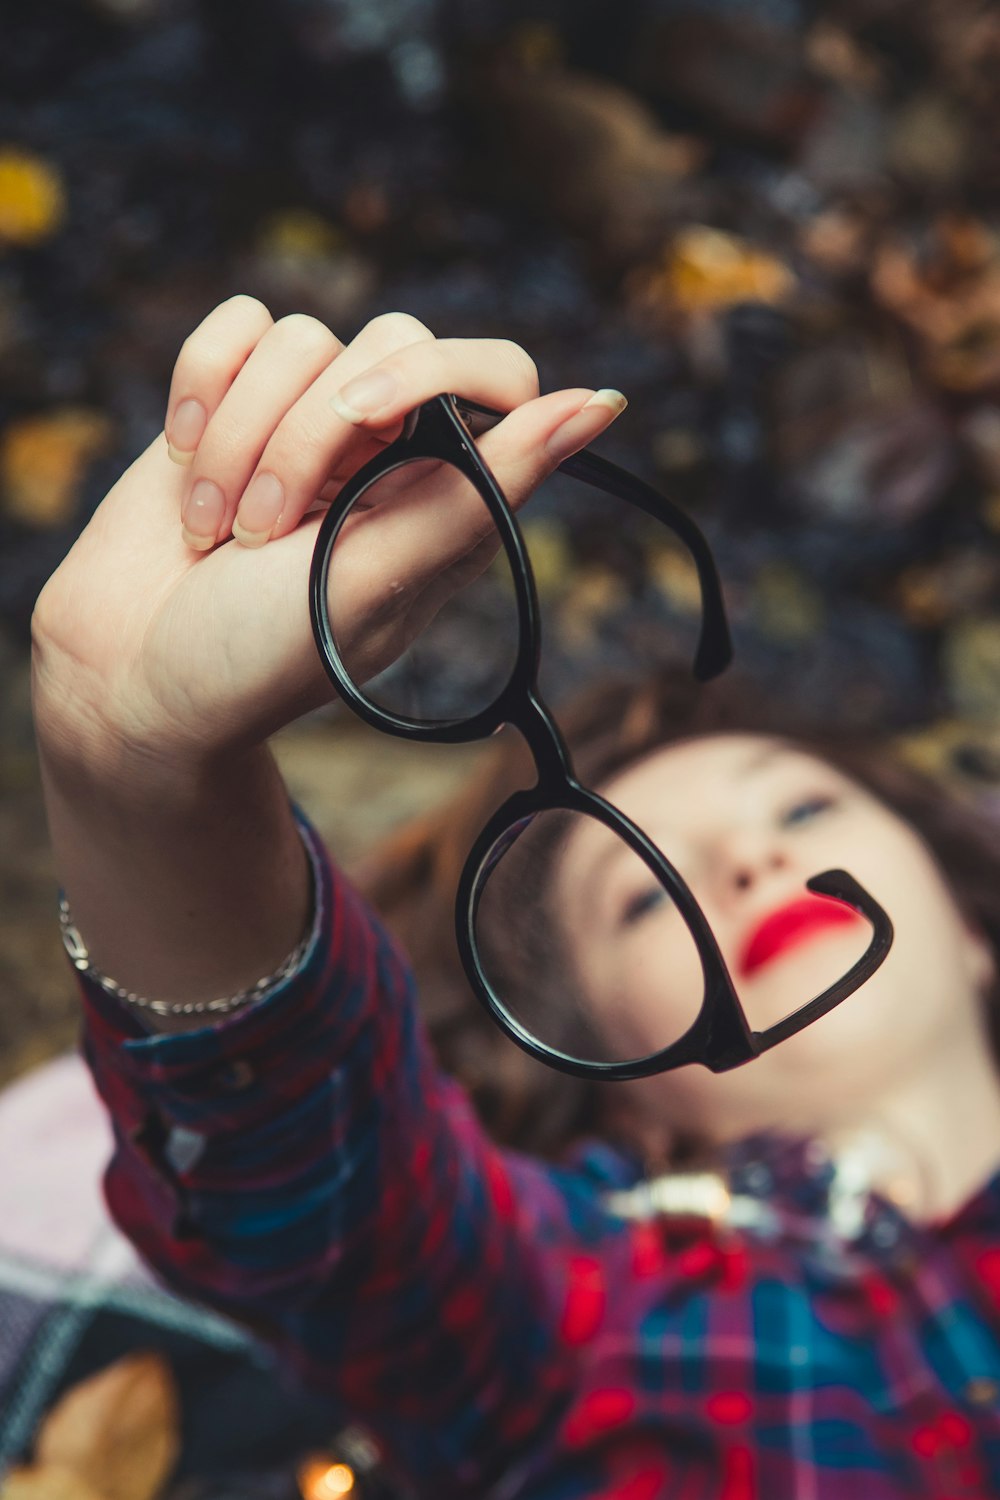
[352,386,627,574]
[176,310,435,551]
[167,302,624,572]
[232,312,435,547]
[177,312,347,551]
[164,295,276,465]
[226,332,544,550]
[475,385,628,502]
[322,385,628,685]
[329,336,541,428]
[228,325,538,550]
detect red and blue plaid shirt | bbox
[76,803,1000,1498]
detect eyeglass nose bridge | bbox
[724,842,790,893]
[500,686,577,791]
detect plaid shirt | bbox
[77,804,1000,1499]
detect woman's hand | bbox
[32,297,626,777]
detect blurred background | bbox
[6,0,1000,1073]
[2,0,1000,1486]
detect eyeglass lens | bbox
[473,807,707,1066]
[323,453,704,735]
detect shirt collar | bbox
[589,1130,1000,1253]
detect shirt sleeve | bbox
[76,800,583,1496]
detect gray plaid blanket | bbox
[0,1051,339,1493]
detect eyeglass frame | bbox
[308,392,894,1082]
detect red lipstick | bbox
[738,894,860,979]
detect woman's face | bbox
[552,733,996,1145]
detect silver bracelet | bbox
[59,895,313,1018]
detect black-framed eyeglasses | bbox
[309,393,893,1081]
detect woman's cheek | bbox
[623,925,705,1048]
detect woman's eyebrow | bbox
[737,744,786,776]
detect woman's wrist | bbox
[32,652,232,810]
[36,727,313,1030]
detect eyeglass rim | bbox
[307,392,895,1079]
[309,397,537,744]
[456,781,895,1081]
[308,393,732,744]
[453,397,733,683]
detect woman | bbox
[31,299,1000,1497]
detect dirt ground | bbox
[0,639,487,1089]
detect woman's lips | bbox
[738,894,861,978]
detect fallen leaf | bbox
[254,208,346,262]
[750,562,825,643]
[1,1464,105,1500]
[34,1353,180,1500]
[668,227,796,313]
[520,518,571,599]
[943,617,1000,720]
[0,149,66,245]
[0,409,114,528]
[462,61,705,262]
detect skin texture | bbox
[32,297,997,1212]
[552,733,1000,1216]
[31,302,627,1017]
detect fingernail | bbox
[581,389,628,416]
[233,471,284,548]
[545,389,628,463]
[330,368,397,423]
[181,478,224,551]
[167,399,206,465]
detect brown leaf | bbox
[34,1353,180,1500]
[1,1464,106,1500]
[462,61,705,262]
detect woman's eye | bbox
[620,885,672,926]
[781,794,835,828]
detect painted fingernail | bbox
[545,389,628,463]
[181,478,225,550]
[330,368,397,423]
[167,399,206,465]
[232,471,284,548]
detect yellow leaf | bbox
[1,1464,106,1500]
[34,1353,180,1500]
[750,562,824,642]
[559,567,627,648]
[1,409,114,528]
[666,226,795,312]
[520,518,571,599]
[650,544,702,614]
[256,209,346,262]
[0,149,66,245]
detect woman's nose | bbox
[730,847,789,891]
[712,830,792,895]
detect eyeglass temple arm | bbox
[749,870,895,1056]
[452,397,733,681]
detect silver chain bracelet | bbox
[59,895,313,1018]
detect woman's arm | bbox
[30,298,620,1023]
[30,301,627,1492]
[65,779,580,1495]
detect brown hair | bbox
[357,667,1000,1160]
